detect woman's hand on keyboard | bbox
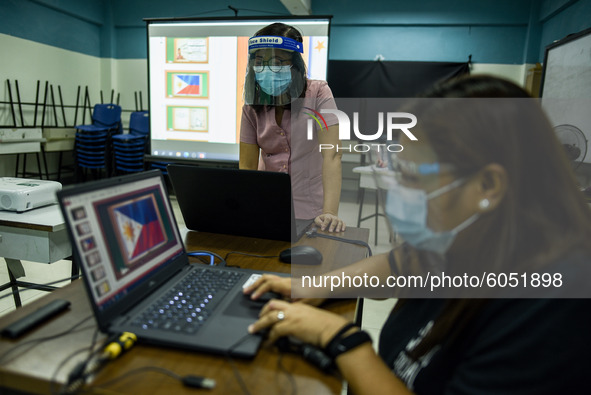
[243,274,291,300]
[243,274,325,307]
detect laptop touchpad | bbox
[223,292,263,319]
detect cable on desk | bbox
[276,351,298,395]
[61,332,136,394]
[187,250,226,266]
[187,250,281,268]
[225,333,298,395]
[59,330,215,393]
[0,274,83,302]
[51,345,96,395]
[226,334,254,395]
[92,366,216,391]
[52,327,100,395]
[224,333,297,395]
[60,331,137,394]
[224,251,280,261]
[305,228,373,256]
[0,314,94,365]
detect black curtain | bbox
[327,60,470,98]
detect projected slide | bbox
[168,37,208,63]
[167,106,208,132]
[166,71,209,98]
[147,18,331,162]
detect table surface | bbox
[0,226,370,395]
[0,203,71,264]
[0,203,65,232]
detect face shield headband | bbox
[248,36,304,54]
[244,35,306,106]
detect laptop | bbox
[167,164,314,242]
[57,170,278,358]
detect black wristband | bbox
[325,327,371,360]
[325,323,357,350]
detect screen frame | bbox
[57,170,188,331]
[144,15,333,166]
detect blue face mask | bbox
[385,179,479,255]
[255,67,292,96]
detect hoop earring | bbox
[479,199,490,210]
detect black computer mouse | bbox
[279,246,323,265]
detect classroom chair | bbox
[111,111,150,174]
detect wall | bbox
[315,0,534,63]
[0,0,104,57]
[539,0,591,59]
[0,34,104,176]
[0,0,590,178]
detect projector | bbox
[0,178,62,212]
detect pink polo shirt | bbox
[240,80,338,220]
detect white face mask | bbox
[385,178,479,255]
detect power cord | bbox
[0,314,94,365]
[226,334,253,395]
[187,250,226,266]
[61,332,216,393]
[60,332,138,394]
[187,250,280,269]
[224,251,280,261]
[305,228,373,256]
[51,327,101,395]
[276,351,298,395]
[94,366,215,390]
[225,334,298,395]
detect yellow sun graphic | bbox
[123,221,135,241]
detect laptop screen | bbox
[60,172,184,311]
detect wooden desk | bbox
[0,227,369,395]
[0,204,72,306]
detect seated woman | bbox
[244,75,591,394]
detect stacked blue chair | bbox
[149,161,171,176]
[75,103,122,180]
[112,111,149,174]
[75,130,109,180]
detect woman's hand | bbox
[315,213,346,233]
[243,274,325,306]
[243,274,291,300]
[248,299,349,347]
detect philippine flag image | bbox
[113,196,166,262]
[173,74,200,96]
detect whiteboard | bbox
[541,27,591,164]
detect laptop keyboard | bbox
[130,267,242,335]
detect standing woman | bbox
[239,23,345,232]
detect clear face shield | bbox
[244,36,306,106]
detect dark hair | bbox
[423,74,531,98]
[421,75,591,270]
[245,22,308,110]
[399,75,591,358]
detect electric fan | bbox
[554,124,588,170]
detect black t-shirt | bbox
[379,298,591,394]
